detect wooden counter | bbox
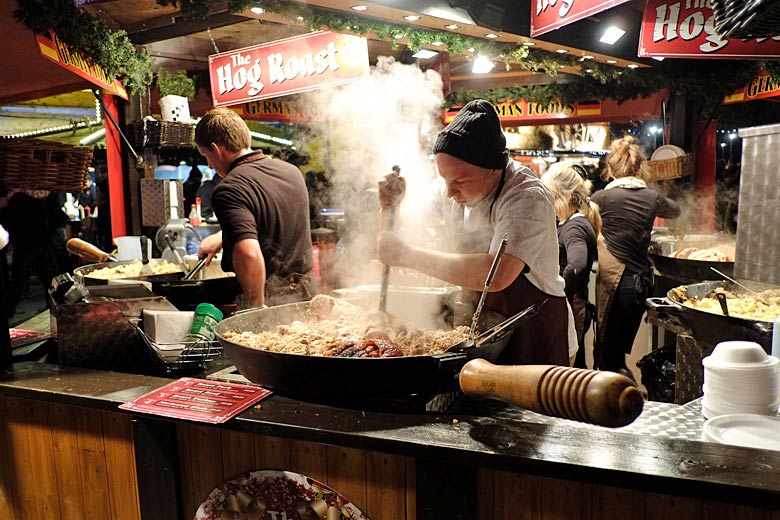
[0,362,779,520]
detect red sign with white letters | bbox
[531,0,632,37]
[208,31,369,107]
[639,0,780,58]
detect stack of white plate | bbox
[702,341,780,419]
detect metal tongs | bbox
[468,233,510,341]
[183,256,208,281]
[378,165,401,314]
[447,299,547,353]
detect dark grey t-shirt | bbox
[212,154,313,282]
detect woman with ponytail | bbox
[591,136,680,378]
[542,162,599,368]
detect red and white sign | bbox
[36,32,127,99]
[531,0,632,37]
[639,0,780,58]
[209,31,369,108]
[119,377,272,424]
[445,93,664,125]
[724,71,780,104]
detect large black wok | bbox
[649,252,734,284]
[646,280,774,352]
[215,301,512,403]
[73,260,241,309]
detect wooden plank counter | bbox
[0,362,779,520]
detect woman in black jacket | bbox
[591,136,681,376]
[542,162,600,368]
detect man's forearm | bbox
[399,248,524,291]
[232,239,266,307]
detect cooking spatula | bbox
[139,235,153,276]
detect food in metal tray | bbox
[669,246,734,262]
[222,294,469,357]
[85,259,182,279]
[673,286,780,322]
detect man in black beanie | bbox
[377,100,576,366]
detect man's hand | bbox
[377,230,413,267]
[198,231,223,265]
[378,172,406,208]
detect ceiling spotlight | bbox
[404,15,421,21]
[582,55,594,59]
[627,64,639,69]
[472,55,495,74]
[653,56,665,61]
[467,47,475,53]
[485,33,499,38]
[296,16,304,21]
[606,59,617,64]
[600,26,626,44]
[445,24,460,30]
[522,41,536,46]
[412,49,439,59]
[394,33,405,39]
[250,6,265,14]
[351,5,368,11]
[585,68,593,73]
[556,49,568,53]
[432,41,443,46]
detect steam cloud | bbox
[299,56,448,328]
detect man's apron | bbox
[453,168,569,366]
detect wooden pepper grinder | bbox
[460,359,644,428]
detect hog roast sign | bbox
[209,31,369,107]
[531,0,632,37]
[639,0,780,58]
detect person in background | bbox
[0,223,10,369]
[377,100,576,366]
[194,108,313,308]
[77,171,99,210]
[591,136,681,378]
[0,189,57,317]
[196,167,219,219]
[542,162,600,368]
[182,164,203,212]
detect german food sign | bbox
[36,31,127,99]
[531,0,632,37]
[639,0,780,58]
[209,31,369,107]
[724,71,780,104]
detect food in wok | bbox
[670,245,734,262]
[85,259,182,280]
[672,286,780,322]
[222,295,469,358]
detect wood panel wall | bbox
[478,470,780,520]
[177,424,415,520]
[0,396,141,520]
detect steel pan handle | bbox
[645,297,682,316]
[460,360,644,428]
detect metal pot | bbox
[649,252,734,283]
[215,301,512,402]
[646,280,774,352]
[73,261,241,309]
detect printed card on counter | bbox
[119,378,272,424]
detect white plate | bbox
[703,414,780,451]
[651,144,686,160]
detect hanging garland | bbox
[14,0,780,107]
[14,0,154,94]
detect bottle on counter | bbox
[189,204,201,227]
[184,303,224,350]
[196,196,202,221]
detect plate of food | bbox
[194,470,369,520]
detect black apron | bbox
[453,168,570,366]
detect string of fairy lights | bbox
[1,97,102,140]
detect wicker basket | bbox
[0,139,94,191]
[646,153,694,181]
[128,119,194,149]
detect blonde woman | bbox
[542,162,600,368]
[591,136,680,378]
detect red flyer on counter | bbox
[119,378,272,424]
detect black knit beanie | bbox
[432,100,508,169]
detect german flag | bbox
[576,100,602,116]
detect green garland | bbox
[14,0,153,94]
[14,0,780,109]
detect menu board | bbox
[119,378,272,424]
